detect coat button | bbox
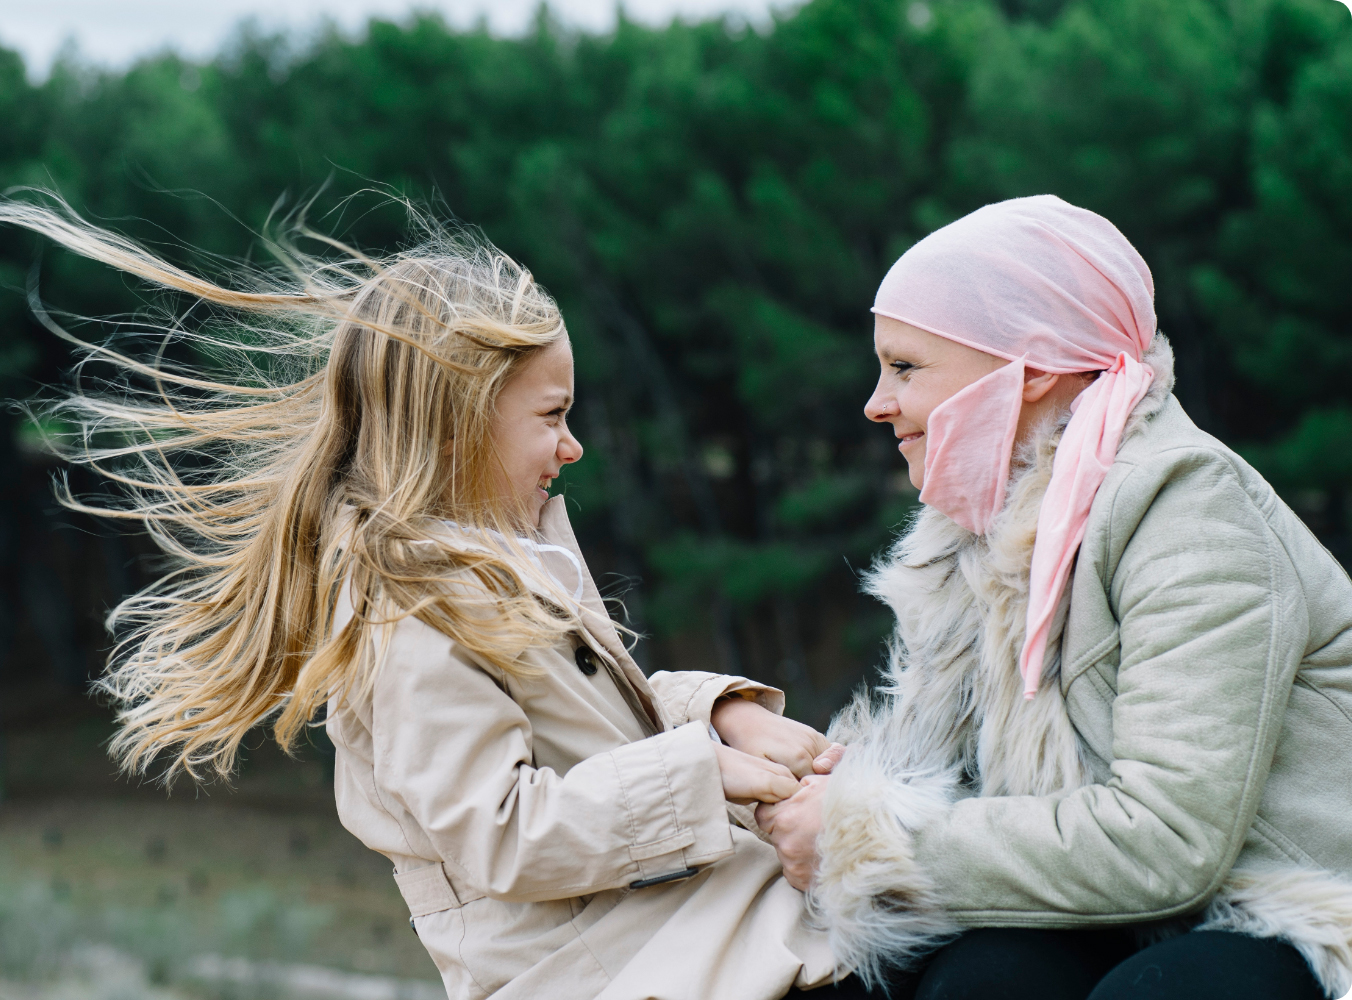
[574,646,599,676]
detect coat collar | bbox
[849,334,1178,799]
[537,496,667,734]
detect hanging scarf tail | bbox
[1019,353,1154,699]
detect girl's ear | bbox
[1022,369,1062,403]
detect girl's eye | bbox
[890,361,915,377]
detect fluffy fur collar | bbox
[835,336,1175,797]
[813,335,1352,998]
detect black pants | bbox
[785,928,1326,1000]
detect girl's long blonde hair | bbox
[5,193,580,784]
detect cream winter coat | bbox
[815,337,1352,997]
[326,496,836,1000]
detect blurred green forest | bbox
[1,0,1351,726]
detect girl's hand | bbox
[711,696,837,778]
[713,743,801,805]
[754,774,829,891]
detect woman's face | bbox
[490,337,584,527]
[864,316,1007,491]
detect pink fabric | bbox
[919,356,1026,535]
[873,195,1156,699]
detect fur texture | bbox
[813,336,1352,998]
[813,763,960,988]
[1199,869,1352,997]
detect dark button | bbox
[574,645,598,676]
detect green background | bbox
[2,1,1351,993]
[2,0,1350,726]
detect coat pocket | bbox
[1062,623,1120,693]
[1062,626,1120,771]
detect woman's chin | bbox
[900,453,925,492]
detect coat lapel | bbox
[537,497,668,735]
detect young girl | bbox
[5,199,843,999]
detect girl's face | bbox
[863,316,1006,491]
[490,337,584,527]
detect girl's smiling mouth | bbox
[899,431,924,450]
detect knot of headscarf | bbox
[872,195,1157,700]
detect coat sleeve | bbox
[370,624,735,903]
[818,447,1310,941]
[647,671,786,728]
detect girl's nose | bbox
[559,429,584,465]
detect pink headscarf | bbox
[872,195,1156,699]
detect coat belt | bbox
[394,862,487,918]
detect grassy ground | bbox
[0,703,442,999]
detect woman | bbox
[760,195,1352,1000]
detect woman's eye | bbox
[890,361,915,377]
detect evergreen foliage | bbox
[1,0,1349,698]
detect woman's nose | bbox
[864,388,896,423]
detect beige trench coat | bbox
[326,497,837,1000]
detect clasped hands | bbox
[709,696,843,891]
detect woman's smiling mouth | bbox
[898,431,924,450]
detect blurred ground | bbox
[0,701,443,999]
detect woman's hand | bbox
[812,742,846,774]
[714,743,802,805]
[711,696,843,779]
[755,775,829,891]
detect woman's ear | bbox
[1022,369,1061,403]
